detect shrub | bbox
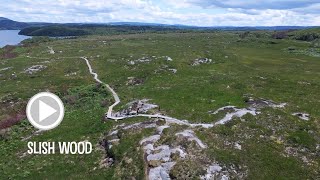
[272,31,288,39]
[289,28,320,41]
[0,113,26,130]
[288,131,316,149]
[311,39,320,48]
[239,31,250,39]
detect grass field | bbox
[0,31,319,179]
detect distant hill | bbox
[18,24,185,37]
[0,17,30,30]
[18,24,320,37]
[1,17,319,37]
[0,17,10,21]
[19,26,90,36]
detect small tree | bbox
[272,31,288,39]
[239,31,250,39]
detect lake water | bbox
[0,30,31,48]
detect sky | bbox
[0,0,320,26]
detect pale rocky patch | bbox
[48,46,55,54]
[192,58,212,66]
[126,77,144,86]
[65,72,78,77]
[24,65,47,74]
[0,67,13,72]
[292,113,310,121]
[210,106,260,125]
[114,99,158,117]
[200,163,247,180]
[175,130,207,149]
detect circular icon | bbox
[26,92,65,130]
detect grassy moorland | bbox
[0,30,319,179]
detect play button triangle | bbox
[39,100,57,122]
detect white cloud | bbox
[183,0,320,10]
[0,0,319,26]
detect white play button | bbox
[26,92,65,130]
[39,100,58,122]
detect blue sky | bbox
[0,0,319,26]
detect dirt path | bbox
[22,50,287,180]
[80,56,277,180]
[24,55,211,126]
[81,57,121,119]
[81,57,217,126]
[81,57,260,128]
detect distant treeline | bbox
[19,26,90,36]
[237,28,320,43]
[19,24,320,45]
[19,24,291,37]
[271,28,320,41]
[18,25,195,37]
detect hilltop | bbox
[0,17,9,21]
[0,17,29,30]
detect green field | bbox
[0,31,319,179]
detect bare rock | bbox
[24,65,47,74]
[292,113,310,121]
[126,77,144,86]
[192,58,212,66]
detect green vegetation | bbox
[18,25,190,37]
[1,30,319,179]
[289,28,320,41]
[0,84,115,179]
[288,130,316,149]
[19,26,90,37]
[21,36,53,45]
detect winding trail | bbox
[22,55,261,128]
[19,55,276,180]
[81,56,261,128]
[80,56,286,180]
[20,51,289,180]
[81,57,217,126]
[82,57,121,118]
